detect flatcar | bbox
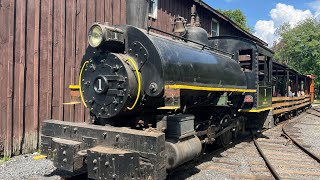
[40,2,314,180]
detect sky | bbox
[203,0,320,46]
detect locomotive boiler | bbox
[41,2,256,179]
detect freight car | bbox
[40,2,314,180]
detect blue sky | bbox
[203,0,320,46]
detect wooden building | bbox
[0,0,266,156]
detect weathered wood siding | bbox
[0,0,126,156]
[0,0,255,156]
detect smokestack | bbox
[126,0,150,29]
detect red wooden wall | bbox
[0,0,126,156]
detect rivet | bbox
[63,158,67,163]
[115,134,120,141]
[103,132,107,139]
[105,161,109,166]
[93,159,97,164]
[93,167,98,173]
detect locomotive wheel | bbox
[216,114,232,147]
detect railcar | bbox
[40,2,314,180]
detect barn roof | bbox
[194,0,268,46]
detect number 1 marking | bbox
[98,79,102,91]
[264,88,267,96]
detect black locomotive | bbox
[40,2,313,180]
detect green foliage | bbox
[217,9,252,32]
[0,156,10,164]
[273,18,320,88]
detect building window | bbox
[211,19,219,36]
[149,0,158,19]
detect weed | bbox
[0,155,10,164]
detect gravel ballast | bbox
[0,153,74,180]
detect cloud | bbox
[254,3,314,46]
[253,20,276,46]
[307,0,320,15]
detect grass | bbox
[0,155,10,165]
[36,149,41,154]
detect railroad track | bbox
[169,109,320,179]
[253,109,320,180]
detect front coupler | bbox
[41,120,166,180]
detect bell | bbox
[173,17,186,33]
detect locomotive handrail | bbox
[147,26,234,57]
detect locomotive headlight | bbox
[88,24,104,47]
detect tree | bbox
[217,9,251,32]
[273,18,320,88]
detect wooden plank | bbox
[96,0,105,23]
[47,0,54,122]
[52,0,61,120]
[113,0,120,25]
[7,0,15,157]
[39,0,53,128]
[33,0,40,148]
[273,102,311,115]
[64,0,77,122]
[120,0,126,24]
[59,0,66,122]
[105,0,112,24]
[272,96,309,102]
[0,0,7,155]
[272,99,310,108]
[0,0,14,156]
[23,0,37,153]
[12,0,27,155]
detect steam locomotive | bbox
[40,2,314,180]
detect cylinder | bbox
[165,136,202,170]
[126,0,149,29]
